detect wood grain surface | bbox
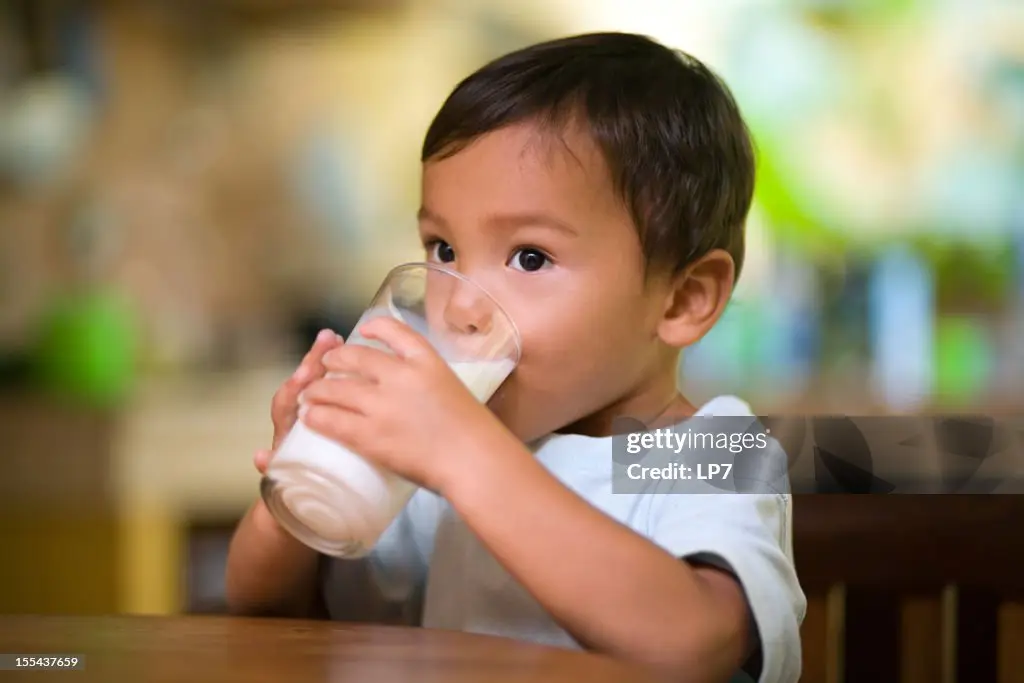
[0,614,665,683]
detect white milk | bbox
[264,356,516,558]
[447,359,517,403]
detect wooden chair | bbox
[793,495,1024,683]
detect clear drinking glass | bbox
[260,262,521,558]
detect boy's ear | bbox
[657,249,736,348]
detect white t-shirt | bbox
[322,395,806,683]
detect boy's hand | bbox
[254,329,344,474]
[299,316,517,494]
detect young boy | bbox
[226,32,805,683]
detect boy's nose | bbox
[443,281,494,337]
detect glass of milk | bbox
[260,262,521,558]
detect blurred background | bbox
[0,0,1021,681]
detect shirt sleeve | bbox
[364,487,446,602]
[645,492,806,683]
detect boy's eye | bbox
[428,240,456,263]
[509,248,551,273]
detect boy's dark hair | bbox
[422,32,755,280]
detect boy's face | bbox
[418,122,679,443]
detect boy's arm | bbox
[225,329,343,618]
[443,436,792,683]
[225,499,325,618]
[226,494,431,623]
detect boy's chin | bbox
[485,396,547,445]
[487,402,580,446]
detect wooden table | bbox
[0,615,662,682]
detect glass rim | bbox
[378,261,522,365]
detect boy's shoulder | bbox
[525,397,804,682]
[693,394,757,417]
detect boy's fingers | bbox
[272,330,344,423]
[293,329,344,384]
[321,344,400,381]
[270,383,297,429]
[299,374,374,414]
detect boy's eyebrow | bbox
[485,212,579,237]
[417,207,578,237]
[417,206,447,228]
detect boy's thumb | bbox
[254,449,272,474]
